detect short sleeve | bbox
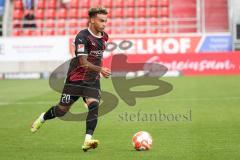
[74,34,88,57]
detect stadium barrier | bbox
[104,52,240,76]
[0,33,237,79]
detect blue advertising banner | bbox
[0,0,5,16]
[198,34,232,52]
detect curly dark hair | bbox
[88,7,108,18]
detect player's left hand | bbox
[101,67,111,78]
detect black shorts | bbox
[59,80,101,106]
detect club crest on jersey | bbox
[77,44,84,52]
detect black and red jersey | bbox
[66,28,108,82]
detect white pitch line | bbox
[0,101,56,106]
[158,97,240,102]
[0,97,239,106]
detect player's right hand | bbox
[101,67,111,78]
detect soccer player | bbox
[30,7,111,152]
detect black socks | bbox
[43,106,56,120]
[43,102,99,136]
[86,101,99,135]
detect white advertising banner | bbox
[0,36,72,61]
[0,33,232,62]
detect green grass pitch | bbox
[0,76,240,160]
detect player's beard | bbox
[99,27,105,32]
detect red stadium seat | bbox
[136,28,147,34]
[104,28,112,34]
[149,18,158,26]
[159,17,169,25]
[58,8,67,19]
[149,7,158,17]
[160,27,169,33]
[135,0,146,7]
[102,0,112,8]
[32,30,43,36]
[149,0,158,7]
[37,0,45,9]
[160,0,169,7]
[46,9,56,19]
[111,18,123,26]
[79,0,90,8]
[70,0,79,8]
[137,7,146,18]
[149,28,158,34]
[69,19,78,27]
[43,29,55,35]
[23,29,33,36]
[79,19,88,27]
[69,9,78,19]
[35,9,44,19]
[48,0,57,8]
[112,0,123,7]
[45,19,55,28]
[107,20,112,27]
[24,9,34,17]
[57,19,66,28]
[124,7,135,18]
[177,28,197,33]
[13,9,24,19]
[126,18,135,26]
[112,8,123,18]
[124,0,134,7]
[136,18,146,26]
[124,28,135,34]
[159,7,169,17]
[69,29,79,35]
[79,8,89,18]
[175,19,197,33]
[91,0,101,7]
[13,20,21,28]
[111,28,121,34]
[14,0,23,9]
[56,29,66,35]
[172,3,196,18]
[12,30,22,36]
[36,20,44,28]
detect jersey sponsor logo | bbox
[90,50,104,57]
[77,44,85,52]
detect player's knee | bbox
[88,101,99,114]
[54,105,70,117]
[87,101,99,122]
[86,97,99,106]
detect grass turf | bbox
[0,76,240,160]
